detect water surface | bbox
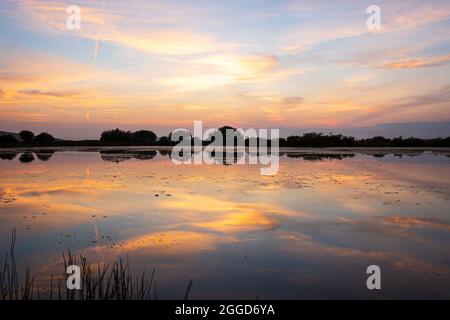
[1,148,450,299]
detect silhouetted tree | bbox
[19,130,35,143]
[362,136,388,147]
[34,132,55,144]
[100,129,134,143]
[0,134,19,146]
[157,136,171,146]
[208,126,244,146]
[437,137,450,147]
[133,130,157,144]
[281,132,355,147]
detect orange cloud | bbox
[192,211,277,233]
[114,231,218,255]
[390,4,450,29]
[381,216,450,231]
[378,54,450,69]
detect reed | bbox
[0,228,192,300]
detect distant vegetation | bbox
[100,129,158,144]
[34,132,55,144]
[100,129,136,143]
[279,133,450,148]
[1,127,450,148]
[19,130,34,143]
[133,130,157,144]
[0,130,55,147]
[0,134,19,146]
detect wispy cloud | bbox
[14,0,234,56]
[350,85,450,124]
[378,54,450,69]
[17,88,87,98]
[280,1,450,54]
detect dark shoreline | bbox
[2,146,450,156]
[2,128,450,148]
[2,140,450,149]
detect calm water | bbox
[1,148,450,299]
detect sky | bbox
[0,0,450,139]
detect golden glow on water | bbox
[1,150,450,298]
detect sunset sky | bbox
[1,0,450,139]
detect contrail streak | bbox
[93,0,107,64]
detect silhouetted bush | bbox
[280,133,355,147]
[34,132,55,144]
[0,134,19,146]
[157,136,171,146]
[19,130,34,143]
[206,126,246,146]
[436,137,450,147]
[100,129,134,143]
[356,136,441,147]
[132,130,157,144]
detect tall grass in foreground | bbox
[0,228,193,300]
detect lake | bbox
[1,148,450,299]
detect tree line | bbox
[99,128,450,147]
[1,127,450,147]
[280,132,450,148]
[0,130,55,146]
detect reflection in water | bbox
[284,153,355,161]
[35,150,55,162]
[18,152,35,163]
[0,148,450,299]
[0,151,55,162]
[100,150,157,162]
[2,148,449,165]
[0,152,18,160]
[158,149,170,157]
